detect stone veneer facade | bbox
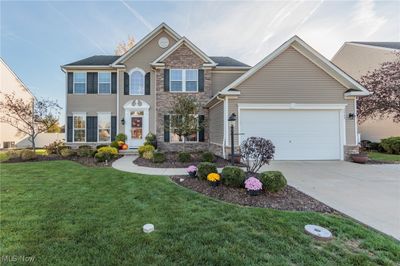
[155,44,212,152]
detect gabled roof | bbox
[64,55,120,66]
[218,35,369,97]
[349,42,400,50]
[151,37,217,66]
[112,23,181,65]
[210,56,250,67]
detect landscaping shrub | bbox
[111,141,120,150]
[241,137,275,173]
[44,140,65,155]
[115,133,127,142]
[221,166,246,187]
[143,151,154,160]
[153,152,166,163]
[5,150,21,160]
[138,145,155,158]
[380,137,400,154]
[369,142,383,152]
[20,149,36,161]
[96,144,108,150]
[201,151,215,163]
[259,171,287,193]
[77,146,93,157]
[145,132,157,149]
[197,162,218,180]
[96,146,118,162]
[178,152,191,163]
[60,149,76,158]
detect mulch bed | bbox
[134,152,244,168]
[2,155,121,167]
[171,175,337,213]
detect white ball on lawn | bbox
[143,224,154,233]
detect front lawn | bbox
[368,151,400,162]
[1,161,399,265]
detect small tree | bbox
[0,92,61,151]
[115,35,135,56]
[241,137,275,173]
[169,95,204,151]
[357,53,400,123]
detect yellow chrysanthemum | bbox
[207,173,220,182]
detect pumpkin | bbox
[122,144,128,150]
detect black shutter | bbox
[111,116,117,141]
[67,116,73,142]
[67,73,73,93]
[124,72,129,95]
[164,69,170,92]
[164,115,170,142]
[87,72,96,94]
[93,72,98,94]
[198,69,204,92]
[111,72,117,94]
[198,115,205,142]
[145,72,150,95]
[86,116,97,142]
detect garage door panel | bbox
[240,109,341,160]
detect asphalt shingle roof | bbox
[210,56,250,67]
[350,42,400,50]
[65,55,249,67]
[64,55,121,66]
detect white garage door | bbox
[239,109,342,160]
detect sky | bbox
[1,0,399,125]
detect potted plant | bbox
[186,165,198,178]
[351,147,368,164]
[244,177,263,196]
[207,173,221,187]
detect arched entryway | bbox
[123,99,150,148]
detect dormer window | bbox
[130,68,145,95]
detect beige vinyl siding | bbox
[211,71,245,96]
[208,101,224,144]
[345,99,356,143]
[228,46,356,145]
[67,94,117,116]
[118,30,177,134]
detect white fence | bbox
[16,133,64,148]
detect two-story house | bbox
[62,23,369,160]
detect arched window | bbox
[130,68,145,95]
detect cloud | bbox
[351,0,387,37]
[120,0,153,30]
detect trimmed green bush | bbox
[77,146,93,157]
[115,133,127,142]
[380,137,400,154]
[201,152,215,163]
[44,140,65,155]
[138,145,155,158]
[369,142,383,152]
[178,152,191,163]
[5,150,21,160]
[95,152,106,162]
[221,166,246,187]
[153,152,166,163]
[96,144,108,150]
[20,150,36,161]
[197,162,218,180]
[60,149,76,158]
[110,141,120,150]
[143,151,154,160]
[259,171,287,193]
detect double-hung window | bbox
[73,72,86,94]
[98,112,111,142]
[73,113,86,142]
[98,72,111,94]
[130,69,145,95]
[170,114,198,143]
[170,69,198,92]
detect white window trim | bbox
[129,67,145,95]
[73,112,86,143]
[73,72,87,94]
[169,114,199,143]
[170,69,198,93]
[97,112,112,143]
[98,72,111,95]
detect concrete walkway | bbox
[264,161,400,240]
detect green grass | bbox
[369,152,400,162]
[1,161,399,265]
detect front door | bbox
[129,112,145,147]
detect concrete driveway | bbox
[262,161,400,240]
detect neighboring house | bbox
[0,58,34,149]
[62,23,369,160]
[332,42,400,142]
[16,133,64,149]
